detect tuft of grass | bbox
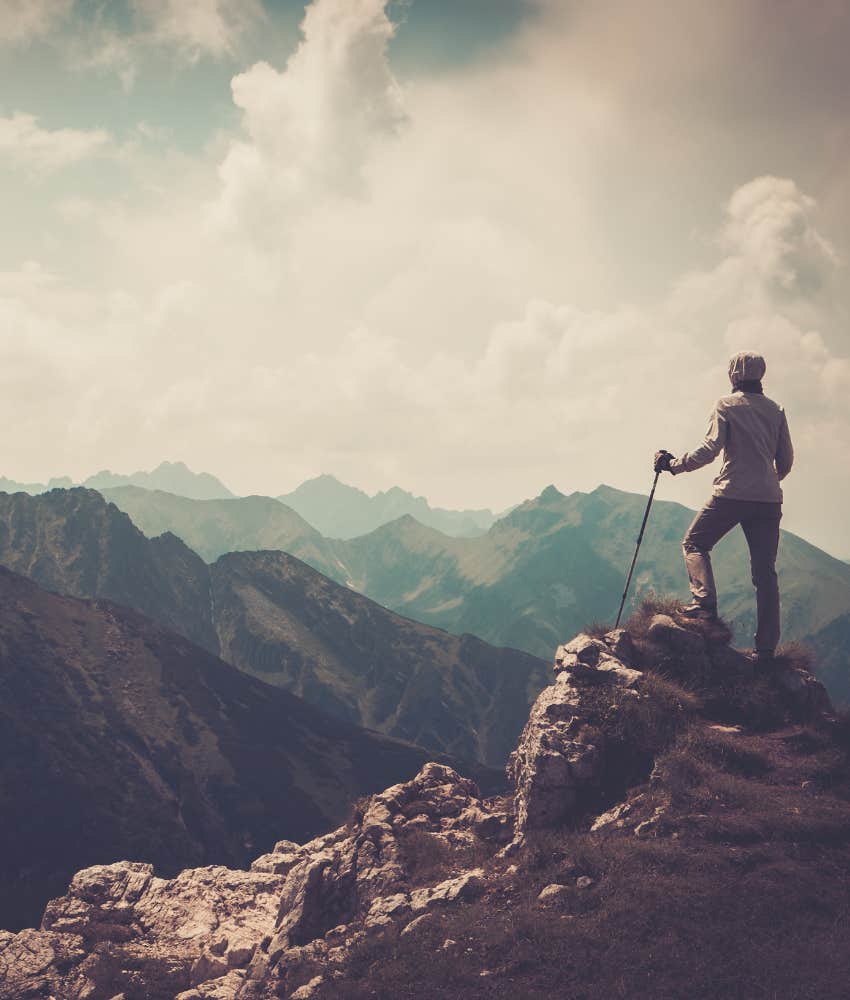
[775,641,814,673]
[626,592,683,638]
[398,829,496,887]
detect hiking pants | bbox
[682,496,782,652]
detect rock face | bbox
[508,631,643,839]
[2,613,834,1000]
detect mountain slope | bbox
[329,485,850,673]
[210,549,547,765]
[0,489,547,765]
[99,486,331,565]
[0,567,454,933]
[0,487,217,651]
[279,474,497,538]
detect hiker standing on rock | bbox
[654,352,793,662]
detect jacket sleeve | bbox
[669,404,727,475]
[775,409,794,480]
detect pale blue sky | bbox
[0,1,533,144]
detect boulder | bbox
[290,975,325,999]
[647,615,707,657]
[510,638,642,837]
[537,884,572,905]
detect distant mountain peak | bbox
[279,476,497,539]
[538,484,565,501]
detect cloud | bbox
[4,0,850,557]
[0,112,109,172]
[722,176,839,298]
[0,0,72,44]
[131,0,264,60]
[213,0,406,231]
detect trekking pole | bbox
[614,469,661,628]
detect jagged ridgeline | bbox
[63,482,850,707]
[3,608,849,999]
[0,488,549,767]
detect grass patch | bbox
[335,824,850,1000]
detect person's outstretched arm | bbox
[776,409,794,480]
[668,404,727,475]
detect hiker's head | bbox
[728,351,766,388]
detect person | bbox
[654,351,793,662]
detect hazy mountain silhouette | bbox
[83,461,234,499]
[99,486,330,564]
[0,461,233,500]
[279,474,498,538]
[0,489,547,765]
[0,566,461,932]
[0,475,72,494]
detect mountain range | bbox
[94,482,850,705]
[278,473,498,538]
[0,488,547,766]
[0,461,234,501]
[1,465,501,537]
[0,565,463,932]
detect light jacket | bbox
[669,374,794,503]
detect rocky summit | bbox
[4,602,849,1000]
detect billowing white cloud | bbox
[0,112,109,172]
[131,0,264,59]
[722,176,838,298]
[213,0,405,230]
[0,0,71,44]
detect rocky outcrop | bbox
[0,764,511,1000]
[1,613,834,1000]
[507,630,644,840]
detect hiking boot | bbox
[678,602,718,622]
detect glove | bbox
[654,449,674,473]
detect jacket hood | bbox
[728,351,766,386]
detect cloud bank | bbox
[1,0,850,555]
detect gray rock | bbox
[537,884,572,905]
[604,628,636,663]
[510,632,647,837]
[400,913,437,937]
[410,870,487,912]
[777,666,833,717]
[576,876,594,889]
[590,801,634,832]
[647,615,706,657]
[291,975,325,999]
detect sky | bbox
[2,0,850,555]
